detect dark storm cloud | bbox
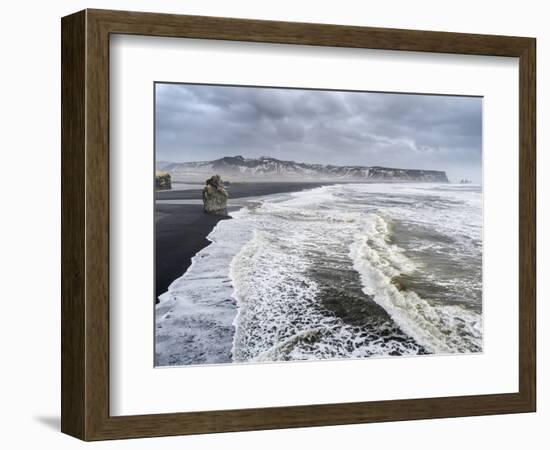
[155,83,482,182]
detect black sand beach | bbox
[155,204,229,300]
[155,182,333,301]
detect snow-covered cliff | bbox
[160,156,449,182]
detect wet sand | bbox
[155,181,335,201]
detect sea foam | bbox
[156,183,482,366]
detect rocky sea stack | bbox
[155,170,172,190]
[202,175,228,215]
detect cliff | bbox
[161,156,448,183]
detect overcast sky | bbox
[155,83,482,182]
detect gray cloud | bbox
[155,83,482,182]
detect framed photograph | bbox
[61,9,536,441]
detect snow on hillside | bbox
[158,156,449,182]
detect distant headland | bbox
[157,155,449,183]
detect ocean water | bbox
[155,183,482,366]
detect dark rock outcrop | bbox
[155,170,172,190]
[202,175,228,215]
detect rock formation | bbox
[155,170,172,190]
[202,175,228,215]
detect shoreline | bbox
[155,181,334,301]
[155,204,230,301]
[155,180,461,302]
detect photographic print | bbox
[154,83,482,367]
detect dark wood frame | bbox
[61,9,536,441]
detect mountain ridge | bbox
[159,155,449,182]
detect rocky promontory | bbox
[155,170,172,190]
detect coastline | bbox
[155,204,229,300]
[155,181,334,301]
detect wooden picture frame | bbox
[61,9,536,441]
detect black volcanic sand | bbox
[156,181,335,201]
[155,204,230,301]
[155,182,334,302]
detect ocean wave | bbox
[349,213,482,354]
[229,190,427,361]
